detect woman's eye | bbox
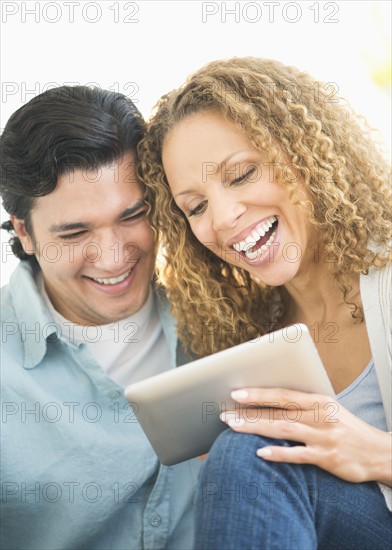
[188,201,207,217]
[231,167,257,186]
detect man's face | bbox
[13,151,156,325]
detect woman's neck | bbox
[282,265,360,327]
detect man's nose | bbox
[84,230,135,270]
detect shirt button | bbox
[108,390,121,399]
[150,515,162,527]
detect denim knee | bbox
[201,429,281,483]
[201,429,316,501]
[208,429,285,467]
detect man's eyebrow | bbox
[49,222,89,233]
[49,200,146,233]
[118,200,146,220]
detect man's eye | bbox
[60,231,87,240]
[188,201,207,217]
[231,167,257,186]
[123,210,146,222]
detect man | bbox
[0,86,201,549]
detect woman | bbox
[139,57,391,549]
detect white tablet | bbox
[124,323,334,466]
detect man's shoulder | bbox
[1,278,17,324]
[1,280,25,384]
[1,262,50,367]
[1,262,34,320]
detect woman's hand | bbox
[220,387,392,485]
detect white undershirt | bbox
[37,274,172,387]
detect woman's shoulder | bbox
[360,261,391,316]
[361,239,391,296]
[361,260,391,295]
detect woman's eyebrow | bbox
[175,150,249,198]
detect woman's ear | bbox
[10,216,36,256]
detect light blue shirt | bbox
[0,262,202,550]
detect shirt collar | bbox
[9,262,58,369]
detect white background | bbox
[1,0,391,285]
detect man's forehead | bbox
[58,158,139,186]
[28,151,143,218]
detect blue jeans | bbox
[194,430,392,550]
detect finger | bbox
[231,388,334,411]
[220,412,317,443]
[222,407,302,423]
[256,444,317,465]
[223,402,341,428]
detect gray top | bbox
[337,359,388,432]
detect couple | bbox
[1,57,391,549]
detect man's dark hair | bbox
[0,85,145,264]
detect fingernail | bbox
[231,390,248,400]
[220,413,244,427]
[257,447,272,457]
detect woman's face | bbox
[162,110,319,287]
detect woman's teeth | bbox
[232,216,277,254]
[244,228,277,260]
[92,270,131,285]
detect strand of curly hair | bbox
[139,57,391,358]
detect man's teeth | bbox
[92,270,131,285]
[232,216,277,252]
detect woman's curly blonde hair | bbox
[139,57,391,358]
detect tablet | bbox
[124,323,335,466]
